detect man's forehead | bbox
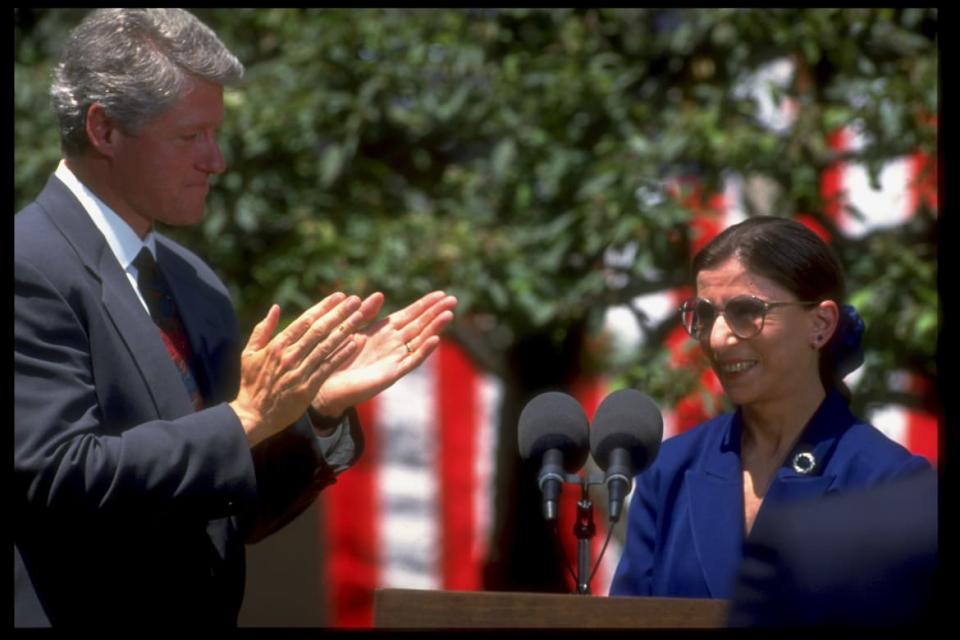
[155,78,225,127]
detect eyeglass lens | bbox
[684,296,766,339]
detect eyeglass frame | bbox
[678,295,821,340]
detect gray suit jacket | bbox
[14,175,362,626]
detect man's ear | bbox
[85,103,120,158]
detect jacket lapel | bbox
[761,391,850,507]
[37,176,196,420]
[686,413,745,597]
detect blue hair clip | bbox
[830,304,865,379]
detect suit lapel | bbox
[37,176,196,419]
[686,413,745,597]
[760,392,850,510]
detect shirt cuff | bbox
[307,407,356,475]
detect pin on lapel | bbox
[791,450,817,475]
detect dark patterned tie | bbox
[133,248,204,411]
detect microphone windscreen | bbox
[517,391,590,472]
[590,388,663,473]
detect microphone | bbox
[589,388,663,523]
[517,391,590,522]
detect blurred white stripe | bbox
[867,405,909,449]
[842,154,913,236]
[377,357,441,589]
[474,373,502,566]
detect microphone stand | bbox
[574,481,596,594]
[561,472,607,595]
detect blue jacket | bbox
[609,390,930,599]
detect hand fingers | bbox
[328,331,367,364]
[358,292,385,324]
[400,296,457,345]
[397,335,443,376]
[307,335,360,388]
[387,291,450,330]
[401,309,454,355]
[277,291,348,347]
[293,297,366,370]
[245,304,280,352]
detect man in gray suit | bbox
[14,8,457,626]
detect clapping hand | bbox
[310,290,458,419]
[230,292,367,446]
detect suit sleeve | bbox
[15,256,258,522]
[244,408,364,543]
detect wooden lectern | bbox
[374,588,729,628]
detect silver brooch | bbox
[791,451,816,475]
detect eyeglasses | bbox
[679,295,819,340]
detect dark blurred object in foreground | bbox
[728,469,939,627]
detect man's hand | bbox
[229,292,368,447]
[310,291,458,418]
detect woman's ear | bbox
[810,300,839,349]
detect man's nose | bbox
[197,132,226,175]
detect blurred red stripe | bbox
[437,341,481,590]
[325,397,379,627]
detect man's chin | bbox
[160,208,207,228]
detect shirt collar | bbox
[55,160,157,268]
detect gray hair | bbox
[51,8,244,156]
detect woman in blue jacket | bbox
[610,216,930,599]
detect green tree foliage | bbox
[14,8,937,411]
[15,8,938,591]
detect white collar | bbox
[54,159,157,267]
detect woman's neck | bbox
[740,384,827,460]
